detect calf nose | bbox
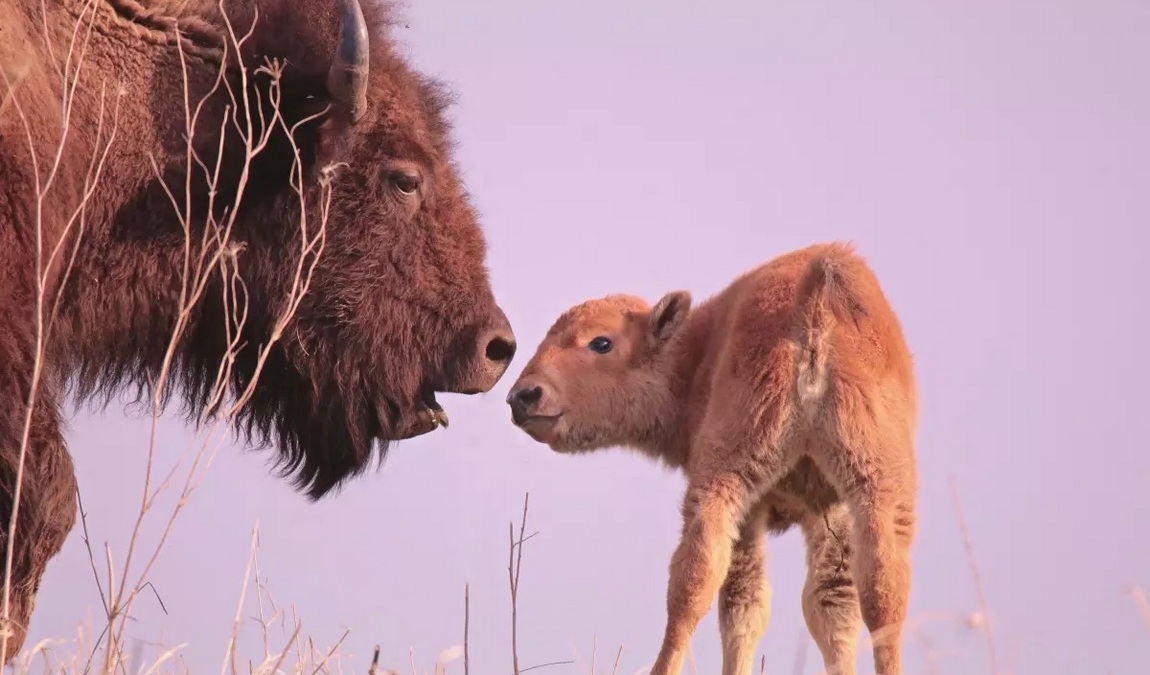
[506,385,542,410]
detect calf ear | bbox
[650,291,692,344]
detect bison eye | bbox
[588,336,613,354]
[391,171,421,196]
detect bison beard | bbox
[182,335,396,501]
[0,0,517,661]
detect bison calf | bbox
[506,242,918,675]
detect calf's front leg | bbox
[649,473,752,675]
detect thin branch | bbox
[368,645,381,675]
[221,520,261,675]
[949,476,1000,675]
[508,493,531,675]
[514,660,575,675]
[306,627,350,675]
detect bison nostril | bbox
[485,334,517,364]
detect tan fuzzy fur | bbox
[507,242,917,675]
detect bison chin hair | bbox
[65,311,411,502]
[224,349,400,501]
[202,343,397,501]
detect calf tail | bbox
[793,243,868,408]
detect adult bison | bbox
[0,0,516,661]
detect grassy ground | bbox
[13,489,1122,675]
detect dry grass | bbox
[8,477,1150,674]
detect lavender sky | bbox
[25,0,1149,673]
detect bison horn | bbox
[326,0,371,121]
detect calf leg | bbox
[648,346,798,675]
[851,491,914,675]
[800,504,862,675]
[649,473,756,675]
[649,437,798,675]
[819,442,916,675]
[717,504,771,675]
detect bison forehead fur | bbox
[0,0,516,658]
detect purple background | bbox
[26,0,1150,673]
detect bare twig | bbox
[949,476,1000,675]
[307,627,350,675]
[508,492,531,675]
[513,660,575,675]
[75,489,110,619]
[222,521,261,675]
[368,645,381,675]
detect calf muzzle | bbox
[508,379,553,425]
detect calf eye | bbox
[391,172,421,196]
[588,336,613,354]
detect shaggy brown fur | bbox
[507,242,918,675]
[0,0,517,660]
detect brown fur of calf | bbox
[507,242,918,675]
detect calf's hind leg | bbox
[819,435,916,675]
[800,504,862,675]
[717,503,771,675]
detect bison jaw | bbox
[392,389,450,440]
